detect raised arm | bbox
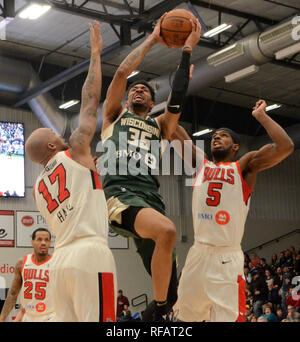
[157,18,201,140]
[240,100,294,188]
[69,21,102,162]
[0,258,23,322]
[102,14,168,132]
[170,125,207,174]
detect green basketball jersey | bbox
[101,109,162,191]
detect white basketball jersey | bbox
[34,150,109,249]
[192,160,252,247]
[21,254,53,317]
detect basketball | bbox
[161,9,196,48]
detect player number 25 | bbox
[24,281,47,300]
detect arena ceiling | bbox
[1,0,300,137]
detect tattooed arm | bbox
[69,21,102,169]
[102,14,168,132]
[0,258,23,322]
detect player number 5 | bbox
[206,182,223,206]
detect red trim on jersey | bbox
[99,273,116,322]
[64,149,72,159]
[237,275,246,322]
[193,159,208,190]
[214,161,235,166]
[31,254,53,266]
[92,170,103,190]
[21,255,28,275]
[236,161,252,205]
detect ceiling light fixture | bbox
[275,42,300,60]
[203,23,232,38]
[266,104,282,112]
[193,128,213,137]
[225,65,259,83]
[59,100,80,110]
[19,3,51,20]
[207,43,244,67]
[127,70,140,79]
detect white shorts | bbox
[173,242,246,322]
[22,312,56,322]
[49,237,117,322]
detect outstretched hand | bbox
[150,12,172,47]
[183,18,202,51]
[252,99,267,120]
[89,20,103,55]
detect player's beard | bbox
[131,100,149,112]
[211,146,231,161]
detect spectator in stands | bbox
[285,286,300,312]
[248,261,259,276]
[116,290,130,318]
[276,307,286,322]
[244,267,252,284]
[250,271,268,318]
[279,251,287,267]
[280,265,293,313]
[245,304,252,318]
[257,316,267,322]
[270,253,279,271]
[262,304,278,322]
[273,266,283,290]
[245,284,253,304]
[250,253,260,267]
[244,253,250,268]
[250,315,257,322]
[267,283,281,308]
[265,269,274,286]
[286,304,300,322]
[290,246,297,260]
[284,250,294,269]
[117,304,132,322]
[259,258,272,273]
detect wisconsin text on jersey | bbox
[120,117,160,138]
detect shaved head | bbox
[25,128,68,165]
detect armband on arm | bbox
[167,50,191,114]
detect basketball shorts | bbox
[49,237,117,322]
[104,184,166,238]
[173,242,246,322]
[22,311,56,322]
[104,184,176,275]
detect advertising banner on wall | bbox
[16,211,128,249]
[16,211,55,248]
[0,211,14,247]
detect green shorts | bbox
[104,184,165,238]
[104,184,176,275]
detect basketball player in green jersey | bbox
[98,14,201,321]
